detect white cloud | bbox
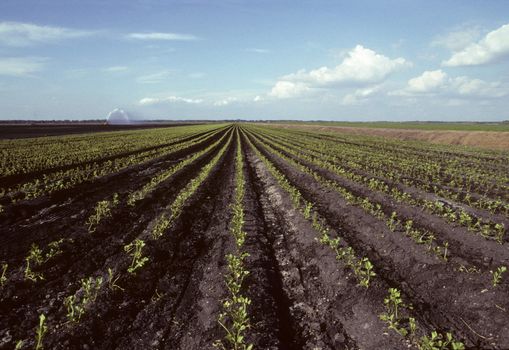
[139,96,203,105]
[281,45,409,87]
[268,45,408,100]
[245,48,270,54]
[103,66,128,72]
[127,32,199,41]
[342,86,382,105]
[0,21,94,46]
[269,81,311,99]
[406,70,447,93]
[253,95,263,102]
[432,26,482,51]
[214,97,237,106]
[392,69,506,98]
[136,70,172,84]
[0,57,46,76]
[443,23,509,66]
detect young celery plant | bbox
[491,266,507,287]
[0,263,7,287]
[35,314,47,350]
[124,239,149,274]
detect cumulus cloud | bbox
[214,97,237,106]
[0,21,95,46]
[392,69,506,98]
[342,86,382,105]
[432,26,482,51]
[139,96,203,105]
[0,57,46,76]
[136,70,172,84]
[268,45,409,99]
[269,81,311,99]
[405,70,447,93]
[281,45,409,87]
[127,32,199,41]
[442,23,509,66]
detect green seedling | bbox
[15,340,24,349]
[379,288,409,336]
[0,263,7,287]
[124,239,149,274]
[24,258,44,282]
[35,314,47,350]
[388,212,399,231]
[494,223,505,244]
[419,331,465,350]
[64,294,84,323]
[64,276,103,322]
[24,240,65,282]
[107,268,124,291]
[215,252,253,350]
[86,194,119,233]
[358,258,376,288]
[491,266,507,287]
[303,202,313,219]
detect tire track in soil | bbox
[243,131,412,350]
[0,127,230,263]
[242,138,302,349]
[247,131,509,349]
[0,129,234,346]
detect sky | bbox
[1,0,509,121]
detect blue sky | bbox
[1,0,509,121]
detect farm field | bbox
[0,123,201,140]
[0,123,508,349]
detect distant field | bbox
[278,121,509,132]
[269,122,509,150]
[0,123,199,139]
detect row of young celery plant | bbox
[262,125,509,219]
[6,129,235,349]
[244,129,451,263]
[253,125,509,213]
[272,125,509,191]
[378,287,465,350]
[0,123,227,178]
[1,125,228,204]
[252,125,509,215]
[85,128,232,233]
[214,128,253,350]
[250,125,509,216]
[250,127,506,244]
[149,129,234,239]
[242,129,377,288]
